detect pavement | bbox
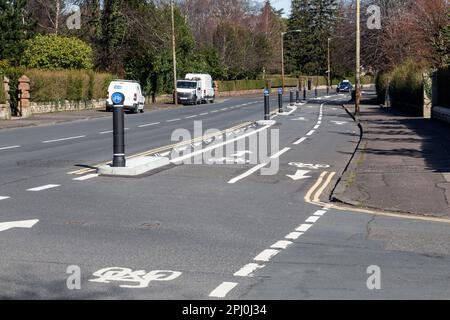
[0,88,449,300]
[333,93,450,218]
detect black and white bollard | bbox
[264,89,270,121]
[303,86,307,101]
[111,92,126,167]
[315,86,318,98]
[278,88,283,113]
[296,89,300,104]
[289,89,294,106]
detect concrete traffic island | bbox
[98,156,170,177]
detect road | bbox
[0,89,449,299]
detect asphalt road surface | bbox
[0,89,449,299]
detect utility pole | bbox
[171,1,178,106]
[281,32,285,91]
[327,37,331,94]
[355,0,361,116]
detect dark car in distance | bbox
[336,80,353,93]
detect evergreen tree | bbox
[286,0,337,76]
[0,0,34,65]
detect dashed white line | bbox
[306,216,321,223]
[285,232,304,240]
[294,137,307,145]
[27,184,60,192]
[167,118,181,122]
[254,249,280,262]
[306,130,315,136]
[271,240,293,249]
[138,122,160,127]
[314,125,320,130]
[234,263,265,277]
[42,136,86,144]
[199,113,209,116]
[73,174,99,181]
[100,130,113,134]
[0,145,21,151]
[0,196,11,201]
[184,115,197,119]
[296,224,313,232]
[209,282,238,298]
[314,210,328,216]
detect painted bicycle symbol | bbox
[89,267,182,289]
[289,162,330,170]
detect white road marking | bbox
[184,115,197,119]
[234,263,265,277]
[314,125,320,130]
[228,163,268,184]
[0,196,11,201]
[27,184,60,192]
[0,219,39,232]
[271,240,293,249]
[42,136,86,144]
[296,224,313,232]
[211,110,219,113]
[172,124,273,164]
[100,130,113,134]
[209,282,238,298]
[199,113,209,116]
[285,232,304,240]
[167,118,181,122]
[270,147,291,159]
[73,174,99,181]
[287,170,311,181]
[0,145,20,151]
[314,210,328,216]
[254,249,280,262]
[294,137,307,145]
[306,130,315,136]
[306,216,321,223]
[221,108,228,111]
[138,122,160,127]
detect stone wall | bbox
[30,99,106,114]
[0,77,11,120]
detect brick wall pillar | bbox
[423,72,432,119]
[18,75,32,118]
[214,80,219,97]
[0,76,11,120]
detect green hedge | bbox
[388,60,425,109]
[218,75,374,92]
[375,72,391,104]
[25,69,113,102]
[437,67,450,107]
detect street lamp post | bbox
[171,0,178,106]
[281,30,301,91]
[327,37,331,94]
[355,0,361,115]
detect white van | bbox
[106,80,145,113]
[183,73,215,104]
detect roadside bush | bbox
[389,60,426,109]
[25,69,113,103]
[21,35,94,70]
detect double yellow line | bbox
[68,121,253,176]
[304,171,336,206]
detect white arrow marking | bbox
[0,219,39,232]
[287,170,311,181]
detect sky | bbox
[269,0,291,17]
